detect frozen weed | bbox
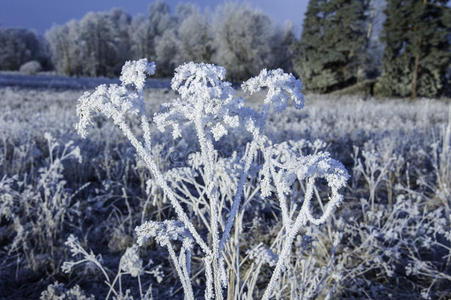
[69,59,349,299]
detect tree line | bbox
[44,2,293,82]
[0,0,449,98]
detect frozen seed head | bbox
[171,62,229,100]
[242,68,304,112]
[120,59,156,90]
[119,245,143,277]
[259,142,349,225]
[76,59,156,138]
[64,234,84,257]
[211,123,228,141]
[135,220,193,248]
[76,84,143,138]
[154,62,248,144]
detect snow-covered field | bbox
[0,78,450,299]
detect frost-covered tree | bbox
[0,28,49,71]
[46,9,132,77]
[377,0,450,98]
[109,8,133,72]
[148,0,175,38]
[44,0,291,80]
[130,1,176,76]
[129,15,154,60]
[130,1,171,62]
[78,10,131,77]
[212,3,275,81]
[46,21,83,76]
[293,0,369,93]
[155,29,181,77]
[175,2,198,20]
[78,12,116,76]
[176,4,214,64]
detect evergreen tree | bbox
[293,0,369,93]
[377,0,450,98]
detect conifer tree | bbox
[293,0,369,93]
[378,0,450,98]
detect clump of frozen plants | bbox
[67,58,349,299]
[0,133,83,272]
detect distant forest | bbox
[0,0,449,98]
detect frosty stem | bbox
[194,110,223,300]
[219,103,270,255]
[117,117,210,254]
[262,179,314,300]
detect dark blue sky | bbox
[0,0,308,34]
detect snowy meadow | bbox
[0,60,450,299]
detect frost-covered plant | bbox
[421,118,451,209]
[40,281,95,300]
[136,220,194,299]
[352,142,395,210]
[19,60,42,75]
[0,133,83,271]
[332,193,451,298]
[72,58,349,299]
[62,234,162,300]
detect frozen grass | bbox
[0,78,450,299]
